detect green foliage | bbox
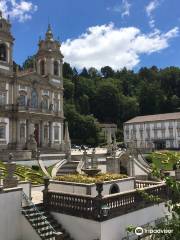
[55,173,127,184]
[148,151,180,171]
[22,55,35,70]
[137,189,162,203]
[64,103,100,145]
[31,165,40,171]
[21,56,180,145]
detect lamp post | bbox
[101,204,110,217]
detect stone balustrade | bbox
[135,180,161,189]
[43,179,169,222]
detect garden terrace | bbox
[44,179,169,222]
[0,161,44,185]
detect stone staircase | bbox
[56,160,80,176]
[22,193,73,240]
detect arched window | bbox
[109,183,120,194]
[0,43,7,62]
[54,61,59,76]
[19,95,26,106]
[40,60,45,75]
[31,89,38,108]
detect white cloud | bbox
[145,0,160,28]
[107,0,131,18]
[0,0,37,22]
[61,23,179,70]
[146,0,159,16]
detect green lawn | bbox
[147,151,179,171]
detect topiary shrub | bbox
[31,165,40,171]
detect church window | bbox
[40,60,45,75]
[43,98,48,110]
[54,126,59,140]
[19,95,26,106]
[44,125,48,140]
[20,124,25,139]
[0,126,5,139]
[0,92,6,105]
[54,100,59,112]
[54,61,59,76]
[31,89,38,108]
[0,43,7,62]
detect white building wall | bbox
[52,203,168,240]
[0,188,22,240]
[21,216,41,240]
[49,178,135,196]
[124,118,180,150]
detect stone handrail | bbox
[44,183,169,222]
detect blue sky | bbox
[1,0,180,70]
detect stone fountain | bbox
[82,149,101,177]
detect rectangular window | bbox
[140,130,143,139]
[178,130,180,137]
[125,130,129,139]
[44,126,48,140]
[42,90,49,96]
[19,85,27,91]
[154,130,158,139]
[170,140,174,148]
[169,129,173,137]
[54,100,59,112]
[0,92,6,105]
[0,126,5,139]
[162,130,165,138]
[146,129,150,138]
[20,124,25,139]
[19,95,26,106]
[54,126,59,140]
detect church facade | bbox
[0,12,64,151]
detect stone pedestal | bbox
[175,169,180,180]
[3,162,18,188]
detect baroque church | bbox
[0,11,64,152]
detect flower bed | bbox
[0,161,44,184]
[55,173,127,184]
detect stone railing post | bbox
[43,176,50,209]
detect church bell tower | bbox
[0,11,14,74]
[36,24,63,82]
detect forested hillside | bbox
[21,57,180,145]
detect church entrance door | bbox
[34,124,39,146]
